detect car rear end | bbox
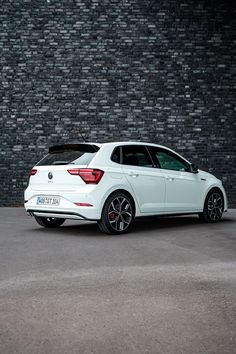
[24,143,105,221]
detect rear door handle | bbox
[166,176,175,181]
[129,172,139,178]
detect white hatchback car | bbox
[25,142,227,234]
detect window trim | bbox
[110,145,191,172]
[145,146,157,168]
[146,146,161,168]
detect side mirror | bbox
[190,163,199,174]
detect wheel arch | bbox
[102,189,137,217]
[203,185,225,210]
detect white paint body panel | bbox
[121,165,166,213]
[163,169,204,212]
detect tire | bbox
[199,189,224,223]
[97,192,135,235]
[34,215,65,228]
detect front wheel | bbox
[34,216,65,228]
[199,189,224,222]
[98,192,135,235]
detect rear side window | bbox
[111,147,121,163]
[121,145,153,167]
[36,144,99,166]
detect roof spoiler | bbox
[48,144,99,153]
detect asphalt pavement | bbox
[0,208,236,354]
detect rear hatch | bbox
[29,144,100,191]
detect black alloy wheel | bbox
[98,192,134,234]
[199,189,224,222]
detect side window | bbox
[122,145,153,168]
[151,148,190,171]
[111,147,121,164]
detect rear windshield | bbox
[36,144,99,166]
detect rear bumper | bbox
[24,187,102,220]
[27,209,97,221]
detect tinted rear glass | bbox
[122,145,153,167]
[111,147,120,163]
[36,144,99,166]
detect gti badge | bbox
[48,172,53,180]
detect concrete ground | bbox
[0,208,236,354]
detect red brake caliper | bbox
[109,212,116,220]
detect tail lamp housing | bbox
[29,169,37,176]
[67,168,104,184]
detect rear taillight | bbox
[29,169,37,176]
[67,168,104,184]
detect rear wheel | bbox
[34,216,65,228]
[98,192,135,235]
[199,189,224,222]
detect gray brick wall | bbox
[0,0,235,206]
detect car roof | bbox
[58,141,168,149]
[99,141,167,149]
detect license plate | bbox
[36,196,60,206]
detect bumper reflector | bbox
[74,203,93,207]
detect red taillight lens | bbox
[67,169,104,184]
[29,169,37,176]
